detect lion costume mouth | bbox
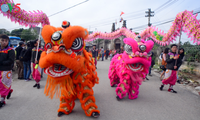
[127,63,144,72]
[44,64,74,77]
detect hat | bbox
[19,42,24,46]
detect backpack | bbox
[160,53,163,59]
[19,48,28,61]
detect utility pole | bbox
[145,8,154,27]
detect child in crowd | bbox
[0,34,15,108]
[31,39,43,89]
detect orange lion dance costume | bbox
[39,21,100,118]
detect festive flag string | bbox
[86,10,200,46]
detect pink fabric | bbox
[108,38,154,100]
[93,57,97,66]
[163,54,167,61]
[162,70,177,85]
[0,71,12,96]
[32,63,41,83]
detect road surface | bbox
[0,59,200,120]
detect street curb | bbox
[152,70,200,96]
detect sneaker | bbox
[57,112,65,117]
[116,96,121,101]
[149,74,152,76]
[177,80,181,84]
[91,112,100,118]
[0,101,6,108]
[37,84,40,89]
[160,85,164,91]
[7,89,13,99]
[25,79,28,82]
[33,83,37,87]
[168,89,177,93]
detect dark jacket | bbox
[106,50,110,55]
[92,49,97,58]
[31,47,43,63]
[21,47,32,62]
[166,52,182,71]
[0,46,15,71]
[15,46,23,60]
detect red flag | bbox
[120,11,125,16]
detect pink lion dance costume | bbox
[108,37,154,100]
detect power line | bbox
[83,1,178,29]
[79,9,146,27]
[88,15,145,29]
[156,0,179,14]
[4,1,179,31]
[132,10,200,32]
[48,0,89,17]
[154,0,172,11]
[87,0,178,29]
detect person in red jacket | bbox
[0,34,15,108]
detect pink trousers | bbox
[31,63,42,83]
[0,71,12,97]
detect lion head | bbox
[39,21,89,79]
[122,37,154,73]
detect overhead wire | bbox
[48,0,89,17]
[4,1,200,34]
[155,0,179,14]
[154,0,172,11]
[5,0,178,31]
[79,9,146,27]
[83,0,179,29]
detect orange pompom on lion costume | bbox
[39,21,100,118]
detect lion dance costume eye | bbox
[108,37,154,100]
[39,21,100,118]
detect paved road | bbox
[1,59,200,120]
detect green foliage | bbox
[190,64,195,74]
[182,69,189,73]
[1,28,38,41]
[0,29,10,36]
[182,41,200,62]
[135,32,139,35]
[21,29,38,41]
[152,63,162,72]
[152,42,160,50]
[10,28,24,37]
[152,55,156,61]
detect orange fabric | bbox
[161,54,167,68]
[40,24,99,117]
[62,26,88,49]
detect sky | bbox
[0,0,200,44]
